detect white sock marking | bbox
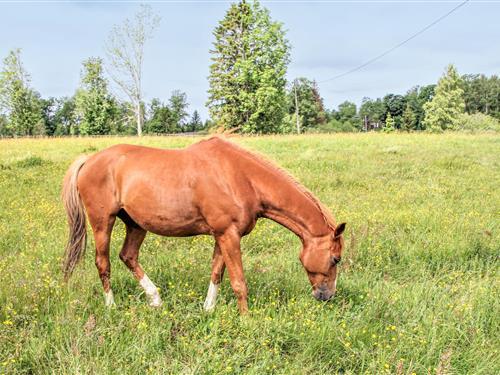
[203,281,219,311]
[139,274,162,307]
[104,289,115,307]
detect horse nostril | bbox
[318,290,334,301]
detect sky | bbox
[0,0,498,120]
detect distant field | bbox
[0,133,498,374]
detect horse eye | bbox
[331,256,341,266]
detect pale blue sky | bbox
[0,1,498,119]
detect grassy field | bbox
[0,133,498,374]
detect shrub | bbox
[15,156,46,168]
[457,113,500,132]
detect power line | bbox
[318,0,470,83]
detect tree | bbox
[105,4,160,136]
[74,58,115,135]
[207,0,290,133]
[384,112,395,132]
[288,78,326,133]
[169,90,189,131]
[359,97,385,128]
[383,94,406,128]
[337,101,357,124]
[40,97,58,136]
[188,110,203,132]
[462,74,500,120]
[144,98,173,134]
[423,64,465,131]
[404,85,435,130]
[0,114,8,136]
[401,104,416,132]
[0,49,43,136]
[53,97,77,135]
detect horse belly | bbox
[124,200,210,236]
[121,179,211,236]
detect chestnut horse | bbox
[62,137,345,313]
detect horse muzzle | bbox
[312,287,334,301]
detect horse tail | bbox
[62,155,89,281]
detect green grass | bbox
[0,133,498,374]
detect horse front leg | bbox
[204,243,225,311]
[216,228,248,314]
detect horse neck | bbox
[257,173,332,243]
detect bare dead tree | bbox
[105,5,160,136]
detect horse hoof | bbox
[203,303,215,312]
[149,299,163,308]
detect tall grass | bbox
[0,134,498,374]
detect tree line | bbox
[318,66,499,133]
[0,5,205,137]
[1,0,498,137]
[0,52,205,136]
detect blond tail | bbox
[62,155,89,281]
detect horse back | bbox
[77,141,260,237]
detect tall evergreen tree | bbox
[207,0,290,133]
[401,104,416,132]
[384,112,395,132]
[189,110,203,131]
[423,64,465,131]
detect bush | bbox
[457,113,500,132]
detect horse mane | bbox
[214,137,337,232]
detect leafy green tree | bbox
[169,90,189,131]
[359,97,385,128]
[288,78,326,132]
[0,49,43,136]
[75,57,116,135]
[40,97,58,136]
[207,0,290,133]
[384,112,395,132]
[108,101,136,135]
[462,74,499,120]
[423,64,465,131]
[0,114,8,136]
[383,94,406,128]
[401,104,416,132]
[145,98,173,134]
[404,85,435,130]
[337,101,357,125]
[53,97,77,135]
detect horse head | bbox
[299,223,346,301]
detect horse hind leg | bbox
[204,243,225,311]
[118,212,162,307]
[88,213,116,307]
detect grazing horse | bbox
[62,137,345,313]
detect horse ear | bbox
[334,222,346,238]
